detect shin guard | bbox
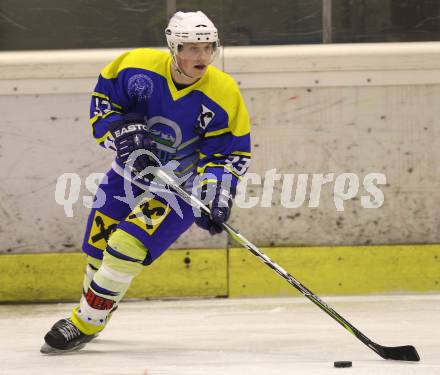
[71,230,147,335]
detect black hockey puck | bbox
[334,361,352,368]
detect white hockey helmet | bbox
[165,11,220,55]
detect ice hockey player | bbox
[41,10,251,354]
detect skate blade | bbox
[40,342,86,355]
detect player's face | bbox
[176,43,215,79]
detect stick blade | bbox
[379,345,420,361]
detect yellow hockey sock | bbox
[71,230,147,335]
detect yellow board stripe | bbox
[1,245,438,302]
[0,250,227,302]
[229,245,440,297]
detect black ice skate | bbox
[40,318,95,354]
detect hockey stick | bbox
[152,167,420,362]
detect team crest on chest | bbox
[128,74,154,102]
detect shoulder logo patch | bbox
[196,104,215,134]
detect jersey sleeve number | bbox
[225,155,251,176]
[93,97,112,116]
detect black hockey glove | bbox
[107,113,156,172]
[195,182,235,235]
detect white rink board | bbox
[0,294,439,375]
[1,43,440,253]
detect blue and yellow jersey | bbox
[90,48,251,188]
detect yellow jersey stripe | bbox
[198,179,218,187]
[90,114,100,127]
[195,65,251,137]
[99,49,250,137]
[212,151,252,158]
[232,151,251,157]
[90,111,118,142]
[102,110,118,119]
[197,162,241,180]
[90,110,119,125]
[96,131,111,144]
[204,127,231,138]
[92,92,123,110]
[101,49,169,80]
[179,162,197,174]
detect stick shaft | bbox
[153,168,419,361]
[155,169,374,345]
[221,222,378,352]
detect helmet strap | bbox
[171,53,196,80]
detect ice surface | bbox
[0,294,439,375]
